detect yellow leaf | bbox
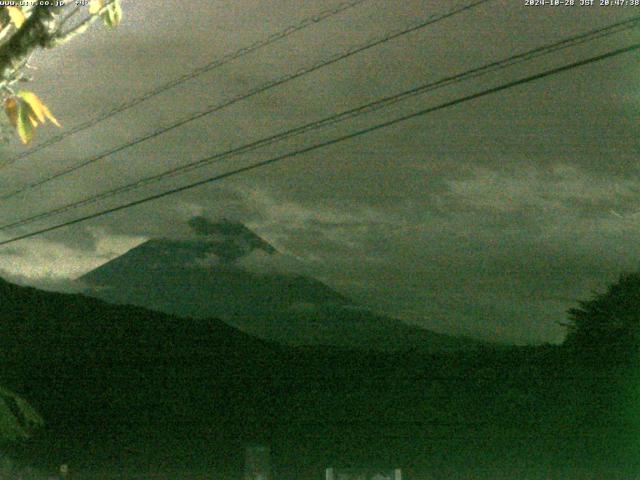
[7,7,25,28]
[40,102,60,127]
[17,90,60,127]
[89,0,104,15]
[4,98,18,128]
[26,110,39,128]
[17,91,44,123]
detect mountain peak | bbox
[78,216,351,320]
[181,216,276,260]
[189,216,247,236]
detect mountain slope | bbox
[228,305,479,352]
[78,217,480,352]
[79,218,350,319]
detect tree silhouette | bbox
[564,273,640,360]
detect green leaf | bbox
[102,0,122,27]
[16,100,35,144]
[0,386,43,441]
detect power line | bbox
[0,17,637,232]
[0,0,370,168]
[0,0,492,201]
[0,41,637,247]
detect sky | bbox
[0,0,638,344]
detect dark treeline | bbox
[0,275,637,479]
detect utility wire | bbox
[0,0,492,201]
[0,41,637,247]
[0,18,637,232]
[0,0,369,168]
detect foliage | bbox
[564,272,640,359]
[4,91,60,144]
[0,0,124,444]
[0,386,42,442]
[0,1,123,144]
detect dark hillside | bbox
[0,278,636,478]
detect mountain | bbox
[78,217,480,352]
[80,217,351,319]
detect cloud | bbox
[0,229,146,281]
[0,269,85,293]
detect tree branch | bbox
[57,4,82,30]
[0,6,63,82]
[50,0,117,47]
[0,22,14,45]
